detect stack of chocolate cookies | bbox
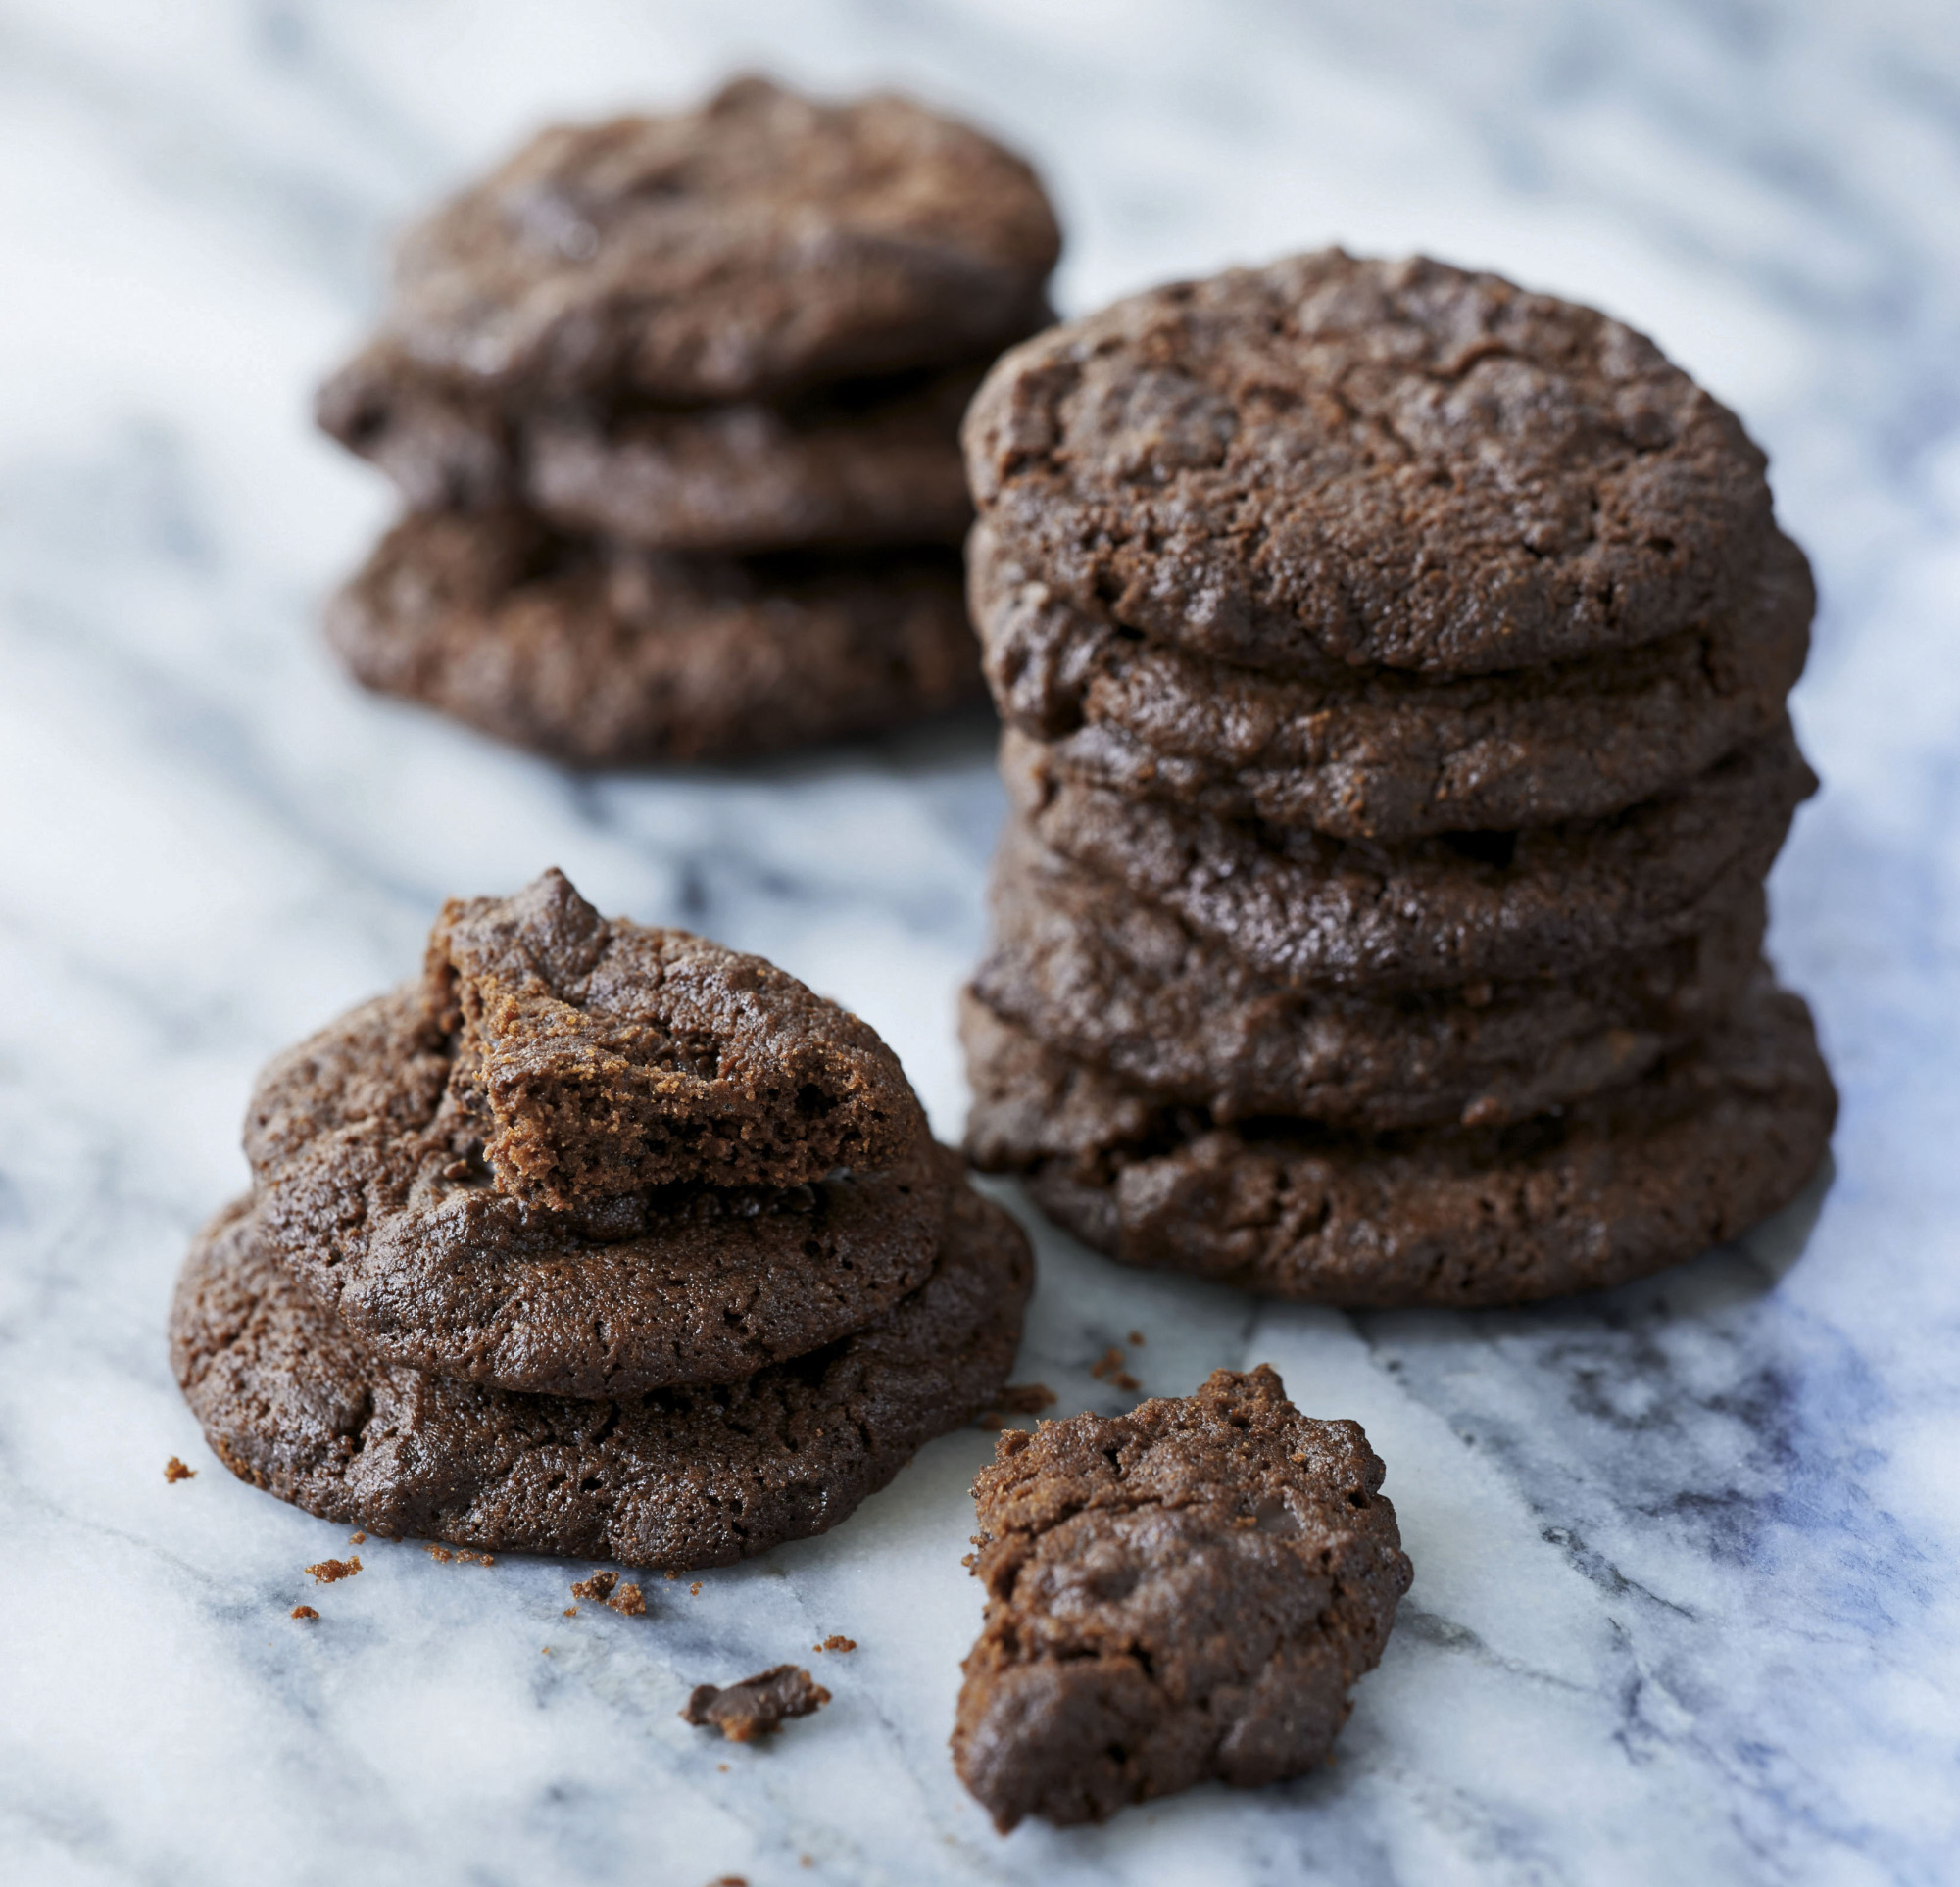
[172,869,1033,1566]
[317,77,1060,765]
[958,251,1838,1306]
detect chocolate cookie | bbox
[971,522,1813,840]
[324,509,985,766]
[318,344,980,551]
[974,823,1767,1128]
[953,1366,1409,1830]
[962,981,1836,1306]
[422,869,926,1204]
[172,1171,1033,1569]
[1002,724,1813,992]
[964,250,1779,677]
[246,880,944,1397]
[383,76,1059,402]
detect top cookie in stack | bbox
[317,76,1060,765]
[959,250,1837,1308]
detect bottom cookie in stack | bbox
[173,869,1033,1567]
[962,978,1833,1308]
[327,511,983,768]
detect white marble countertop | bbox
[3,3,1958,1882]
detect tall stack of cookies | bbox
[317,77,1060,765]
[172,869,1033,1566]
[958,251,1837,1306]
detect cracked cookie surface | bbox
[964,250,1780,678]
[171,1174,1032,1568]
[962,978,1836,1305]
[243,871,944,1395]
[970,521,1812,841]
[382,75,1059,402]
[952,1365,1409,1830]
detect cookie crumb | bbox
[690,1581,703,1597]
[349,1531,367,1544]
[164,1456,196,1483]
[1127,1331,1146,1346]
[571,1571,616,1602]
[563,1606,578,1617]
[425,1544,454,1563]
[306,1557,362,1584]
[682,1666,830,1742]
[608,1583,647,1617]
[290,1605,318,1621]
[1089,1347,1141,1393]
[813,1635,856,1653]
[541,1646,552,1655]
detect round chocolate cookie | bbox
[526,363,980,553]
[970,522,1813,840]
[964,250,1779,677]
[383,76,1060,401]
[324,509,986,766]
[1002,724,1814,992]
[245,984,944,1397]
[170,1168,1035,1569]
[974,822,1767,1129]
[961,982,1836,1306]
[318,344,980,552]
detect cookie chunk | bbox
[324,509,984,766]
[971,523,1813,841]
[682,1666,830,1741]
[1003,724,1813,992]
[964,250,1779,677]
[244,873,944,1395]
[422,868,924,1202]
[952,1366,1410,1830]
[383,75,1059,402]
[171,1175,1033,1569]
[974,824,1767,1129]
[962,980,1836,1306]
[318,345,980,552]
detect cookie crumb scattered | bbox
[1127,1331,1146,1346]
[682,1666,831,1742]
[428,1543,495,1566]
[813,1635,856,1653]
[980,1382,1057,1427]
[608,1583,647,1617]
[1089,1347,1141,1393]
[164,1456,196,1483]
[290,1605,318,1621]
[571,1571,617,1602]
[306,1557,362,1584]
[349,1531,367,1544]
[690,1581,703,1596]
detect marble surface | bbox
[2,2,1957,1881]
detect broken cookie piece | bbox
[682,1665,831,1742]
[951,1366,1411,1831]
[423,868,928,1206]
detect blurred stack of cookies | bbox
[317,77,1059,765]
[172,869,1033,1567]
[958,250,1837,1306]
